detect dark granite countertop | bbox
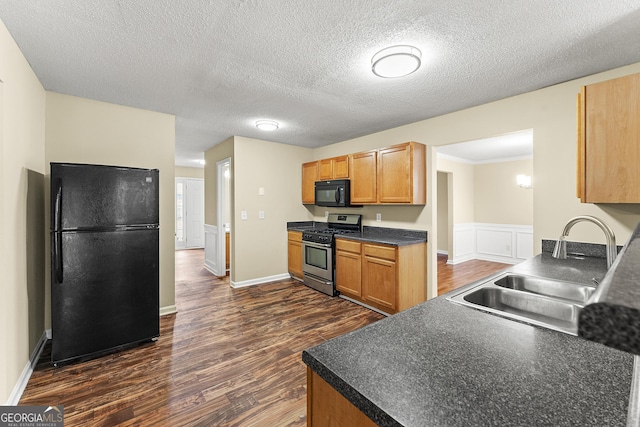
[579,222,640,356]
[302,252,633,426]
[287,221,427,246]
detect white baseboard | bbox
[6,330,49,405]
[160,305,178,316]
[231,273,291,289]
[437,250,448,255]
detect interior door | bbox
[185,179,204,248]
[175,179,186,249]
[175,177,204,249]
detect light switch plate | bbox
[241,211,248,220]
[259,187,265,196]
[259,211,265,219]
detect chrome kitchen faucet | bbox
[552,215,617,269]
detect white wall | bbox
[0,19,46,403]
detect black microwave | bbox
[315,179,359,207]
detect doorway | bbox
[175,178,205,249]
[217,158,231,276]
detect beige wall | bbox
[436,156,475,224]
[474,159,533,225]
[204,137,234,226]
[0,20,46,403]
[436,172,449,252]
[45,92,176,319]
[232,137,312,282]
[175,166,204,179]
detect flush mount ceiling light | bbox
[371,45,422,78]
[255,120,279,131]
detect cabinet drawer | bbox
[336,239,361,254]
[363,244,396,261]
[288,231,302,242]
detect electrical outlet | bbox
[241,211,248,220]
[325,211,329,219]
[259,211,265,219]
[376,213,382,222]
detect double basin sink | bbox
[447,273,597,335]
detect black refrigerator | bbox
[50,163,160,365]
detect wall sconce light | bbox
[517,174,532,189]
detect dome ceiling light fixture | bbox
[371,45,422,78]
[255,119,279,131]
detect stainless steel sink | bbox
[493,274,596,304]
[447,273,597,335]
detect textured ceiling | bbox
[1,1,640,167]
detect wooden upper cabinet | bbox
[302,161,318,204]
[377,142,426,204]
[318,156,349,180]
[578,72,640,203]
[350,150,378,204]
[303,142,425,205]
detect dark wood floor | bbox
[437,253,510,295]
[20,249,508,426]
[20,250,383,426]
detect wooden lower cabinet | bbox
[287,231,303,280]
[307,368,377,427]
[362,249,396,311]
[335,239,426,314]
[335,239,362,298]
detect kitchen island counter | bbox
[303,253,633,426]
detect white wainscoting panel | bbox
[516,231,534,260]
[452,224,476,264]
[450,223,533,265]
[204,224,220,276]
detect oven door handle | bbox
[303,241,332,249]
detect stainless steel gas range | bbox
[301,213,362,296]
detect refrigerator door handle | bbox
[53,231,63,283]
[54,178,63,232]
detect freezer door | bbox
[51,229,159,364]
[51,163,159,230]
